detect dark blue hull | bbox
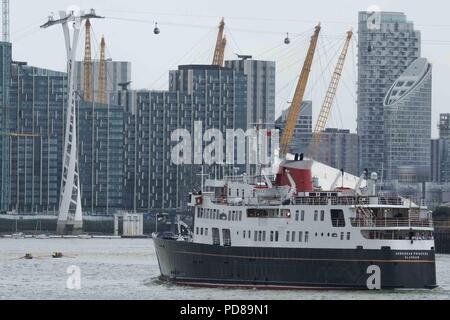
[153,238,437,289]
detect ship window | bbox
[200,228,204,235]
[242,190,245,199]
[275,231,279,242]
[228,212,231,221]
[301,210,305,221]
[270,231,274,242]
[196,227,199,235]
[254,231,258,242]
[341,232,344,240]
[247,208,284,218]
[305,232,309,242]
[243,230,246,238]
[239,211,242,221]
[298,231,303,242]
[320,210,325,221]
[295,211,299,221]
[205,228,208,236]
[263,231,266,241]
[291,231,296,242]
[258,231,263,242]
[347,232,351,240]
[229,188,231,196]
[237,189,239,197]
[222,229,231,246]
[212,228,220,245]
[286,231,290,242]
[314,211,318,221]
[331,210,346,227]
[248,230,251,239]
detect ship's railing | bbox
[350,218,433,228]
[377,197,404,206]
[296,196,404,206]
[330,197,364,206]
[294,197,329,205]
[209,195,405,207]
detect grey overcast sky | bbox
[9,0,450,137]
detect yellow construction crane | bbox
[279,24,321,159]
[218,36,227,67]
[97,35,107,104]
[83,19,93,102]
[0,132,40,138]
[308,30,353,159]
[212,18,226,67]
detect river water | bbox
[0,238,449,300]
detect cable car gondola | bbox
[153,22,160,35]
[284,32,290,45]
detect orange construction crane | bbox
[97,35,107,104]
[212,18,226,67]
[279,24,321,159]
[309,30,353,159]
[83,19,93,102]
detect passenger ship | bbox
[153,157,437,289]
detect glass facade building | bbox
[78,100,124,214]
[7,62,67,213]
[225,59,276,129]
[0,42,12,211]
[383,58,432,182]
[121,64,247,214]
[431,114,450,183]
[315,129,360,177]
[275,101,313,155]
[357,11,421,176]
[0,41,127,214]
[2,48,251,215]
[74,60,131,104]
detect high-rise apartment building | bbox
[432,114,450,183]
[225,58,276,128]
[357,11,421,175]
[122,64,247,213]
[439,114,450,139]
[315,129,360,177]
[7,62,67,213]
[78,100,125,214]
[0,42,12,211]
[74,60,131,103]
[275,101,312,155]
[0,41,127,214]
[383,58,432,182]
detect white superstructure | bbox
[188,160,434,252]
